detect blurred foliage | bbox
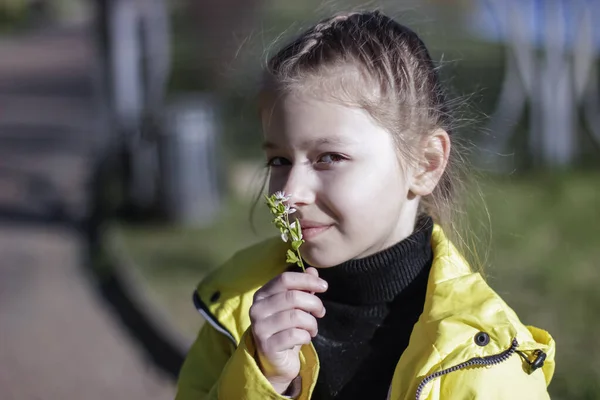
[0,0,79,32]
[120,170,600,399]
[0,0,29,31]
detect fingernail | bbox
[319,279,328,290]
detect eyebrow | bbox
[262,141,279,150]
[262,137,353,150]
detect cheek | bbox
[321,161,408,222]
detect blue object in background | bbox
[467,0,600,51]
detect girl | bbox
[176,11,555,400]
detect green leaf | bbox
[290,230,300,241]
[276,203,286,214]
[292,240,302,251]
[286,249,299,264]
[294,222,302,236]
[265,195,275,208]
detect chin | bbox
[301,246,346,269]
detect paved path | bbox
[0,20,176,400]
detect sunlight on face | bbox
[262,93,420,267]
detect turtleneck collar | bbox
[310,216,434,305]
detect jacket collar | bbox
[427,225,554,358]
[393,225,555,397]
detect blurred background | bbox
[0,0,598,399]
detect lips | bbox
[298,220,332,240]
[298,220,328,229]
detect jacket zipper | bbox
[415,338,519,400]
[193,290,238,347]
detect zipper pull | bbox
[516,349,547,373]
[530,350,547,372]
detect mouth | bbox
[298,220,332,240]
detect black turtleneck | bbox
[307,217,434,400]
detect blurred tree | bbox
[0,0,30,29]
[471,0,600,169]
[185,0,262,91]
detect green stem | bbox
[285,212,305,272]
[297,250,305,272]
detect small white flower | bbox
[274,191,291,203]
[265,191,306,271]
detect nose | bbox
[282,164,315,207]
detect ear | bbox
[410,129,451,197]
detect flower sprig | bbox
[265,191,306,271]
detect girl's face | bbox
[262,93,421,268]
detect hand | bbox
[250,267,328,394]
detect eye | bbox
[317,153,345,164]
[267,157,291,167]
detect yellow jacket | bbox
[176,226,555,399]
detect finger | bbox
[254,309,318,339]
[266,328,312,353]
[304,267,321,295]
[254,271,328,302]
[250,290,325,321]
[305,267,319,278]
